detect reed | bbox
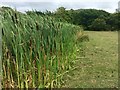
[1,8,84,88]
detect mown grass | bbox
[62,31,118,88]
[1,8,84,88]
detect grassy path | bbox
[62,31,118,88]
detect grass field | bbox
[62,31,118,88]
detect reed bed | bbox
[1,8,83,88]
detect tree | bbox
[73,9,110,29]
[106,13,120,30]
[89,18,107,31]
[56,7,66,14]
[54,7,71,22]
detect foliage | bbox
[89,18,107,31]
[41,7,119,31]
[106,13,120,30]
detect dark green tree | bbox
[89,18,107,31]
[106,13,120,30]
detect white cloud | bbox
[0,0,119,13]
[1,0,56,2]
[1,0,119,2]
[17,6,32,13]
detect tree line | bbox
[26,7,120,31]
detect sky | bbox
[0,0,119,13]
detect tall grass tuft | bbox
[1,7,84,88]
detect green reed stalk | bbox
[2,8,84,88]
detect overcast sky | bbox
[0,0,119,13]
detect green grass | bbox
[62,31,118,88]
[1,8,84,88]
